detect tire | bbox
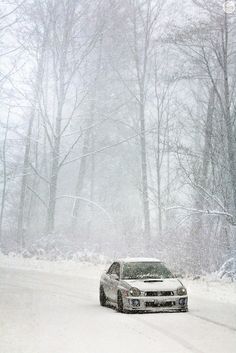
[117,291,124,313]
[99,286,107,307]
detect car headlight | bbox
[177,287,187,296]
[129,287,141,296]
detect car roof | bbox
[117,257,161,264]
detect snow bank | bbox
[185,276,236,305]
[0,252,107,279]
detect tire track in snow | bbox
[129,316,206,353]
[188,312,236,332]
[0,276,98,305]
[0,267,99,306]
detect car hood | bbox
[123,278,182,291]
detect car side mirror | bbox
[174,273,184,279]
[110,274,119,281]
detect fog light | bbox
[131,299,140,307]
[179,298,187,306]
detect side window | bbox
[111,263,120,278]
[107,262,120,278]
[107,263,116,275]
[115,263,120,278]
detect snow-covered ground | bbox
[0,255,236,353]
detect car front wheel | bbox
[99,286,107,307]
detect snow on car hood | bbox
[124,278,182,291]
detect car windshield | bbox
[122,262,173,280]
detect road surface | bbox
[0,266,236,353]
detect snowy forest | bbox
[0,0,236,274]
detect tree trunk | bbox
[70,130,90,231]
[17,29,47,251]
[139,98,151,249]
[0,111,10,245]
[71,34,103,232]
[46,101,63,233]
[156,111,162,239]
[46,3,74,233]
[223,13,236,218]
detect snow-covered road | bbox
[0,265,236,353]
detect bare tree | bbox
[0,109,10,243]
[16,4,50,249]
[109,0,165,249]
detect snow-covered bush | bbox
[217,258,236,281]
[20,234,109,264]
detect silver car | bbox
[99,258,188,313]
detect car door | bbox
[109,262,121,302]
[103,262,117,300]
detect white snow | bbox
[0,255,236,353]
[117,257,161,262]
[186,277,236,305]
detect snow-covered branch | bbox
[165,206,236,226]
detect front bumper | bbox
[123,295,188,312]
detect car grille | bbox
[145,301,175,308]
[145,291,174,297]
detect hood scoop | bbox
[144,279,163,283]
